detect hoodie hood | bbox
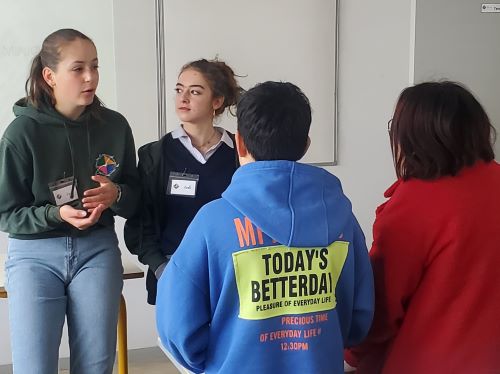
[13,98,91,127]
[222,160,352,248]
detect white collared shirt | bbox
[171,125,234,164]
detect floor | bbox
[0,347,180,374]
[111,347,180,374]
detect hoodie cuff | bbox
[154,261,168,279]
[46,205,63,225]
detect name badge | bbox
[48,176,79,206]
[167,171,199,198]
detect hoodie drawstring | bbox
[86,120,92,175]
[63,120,92,199]
[63,122,77,199]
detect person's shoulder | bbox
[392,175,457,199]
[201,197,226,212]
[97,106,129,126]
[136,134,175,172]
[138,133,172,156]
[0,116,39,164]
[175,199,227,240]
[296,163,343,189]
[2,115,38,142]
[375,177,442,221]
[138,139,158,153]
[196,198,234,221]
[136,140,159,168]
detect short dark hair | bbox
[390,81,496,180]
[236,81,311,161]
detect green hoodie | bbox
[0,99,140,239]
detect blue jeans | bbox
[5,227,123,374]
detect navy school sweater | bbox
[132,133,238,304]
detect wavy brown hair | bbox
[180,58,242,116]
[390,81,496,180]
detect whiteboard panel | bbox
[414,0,500,159]
[0,0,117,134]
[158,0,338,164]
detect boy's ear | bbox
[235,131,248,158]
[42,67,56,88]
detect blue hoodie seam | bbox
[287,162,296,246]
[322,173,329,245]
[170,259,209,298]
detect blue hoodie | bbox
[156,161,374,374]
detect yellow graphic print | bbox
[232,241,349,320]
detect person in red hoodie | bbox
[345,81,500,374]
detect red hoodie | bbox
[346,161,500,374]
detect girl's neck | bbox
[182,122,221,154]
[55,103,85,121]
[182,121,217,145]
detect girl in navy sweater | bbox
[125,59,241,304]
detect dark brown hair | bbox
[25,28,102,114]
[180,58,242,116]
[390,81,496,180]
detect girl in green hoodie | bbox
[0,29,140,374]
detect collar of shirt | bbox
[171,125,234,164]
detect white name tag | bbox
[167,171,199,198]
[48,176,79,206]
[170,179,196,196]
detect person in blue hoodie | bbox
[156,81,374,374]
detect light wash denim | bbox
[5,227,123,374]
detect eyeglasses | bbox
[387,119,393,133]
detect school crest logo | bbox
[95,154,119,176]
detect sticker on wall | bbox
[481,4,500,13]
[95,154,120,176]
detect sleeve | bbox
[123,145,166,272]
[345,198,427,371]
[156,210,211,374]
[0,137,63,235]
[344,217,375,347]
[110,122,140,219]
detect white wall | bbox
[0,0,414,366]
[329,0,413,238]
[414,0,500,159]
[0,0,117,132]
[113,0,159,149]
[112,0,160,351]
